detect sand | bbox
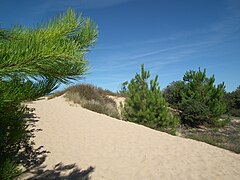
[21,96,240,180]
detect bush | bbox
[123,65,179,132]
[163,81,185,109]
[64,84,120,119]
[179,68,226,126]
[225,86,240,117]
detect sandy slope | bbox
[22,96,240,180]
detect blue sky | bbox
[0,0,239,92]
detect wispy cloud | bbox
[24,0,137,18]
[91,40,216,73]
[32,0,136,14]
[87,0,240,91]
[94,0,240,71]
[74,0,136,9]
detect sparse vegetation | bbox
[57,84,120,119]
[179,118,240,153]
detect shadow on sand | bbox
[19,110,95,180]
[26,161,94,180]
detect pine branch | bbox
[0,8,98,82]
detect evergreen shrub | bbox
[123,65,179,132]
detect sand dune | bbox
[22,96,240,180]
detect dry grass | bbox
[49,84,120,119]
[179,118,240,153]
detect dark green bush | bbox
[163,81,185,109]
[123,65,179,132]
[225,86,240,117]
[179,68,226,126]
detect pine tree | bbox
[180,68,226,126]
[123,65,179,131]
[0,9,98,179]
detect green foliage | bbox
[0,8,98,82]
[179,68,226,126]
[0,159,21,180]
[64,84,120,119]
[0,9,98,178]
[163,81,185,109]
[0,77,58,178]
[123,65,179,131]
[225,86,240,117]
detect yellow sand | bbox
[22,96,240,179]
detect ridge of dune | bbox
[22,95,240,180]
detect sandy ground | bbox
[107,95,125,118]
[21,96,240,180]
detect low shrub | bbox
[186,132,240,154]
[82,100,120,119]
[63,84,120,119]
[180,118,240,154]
